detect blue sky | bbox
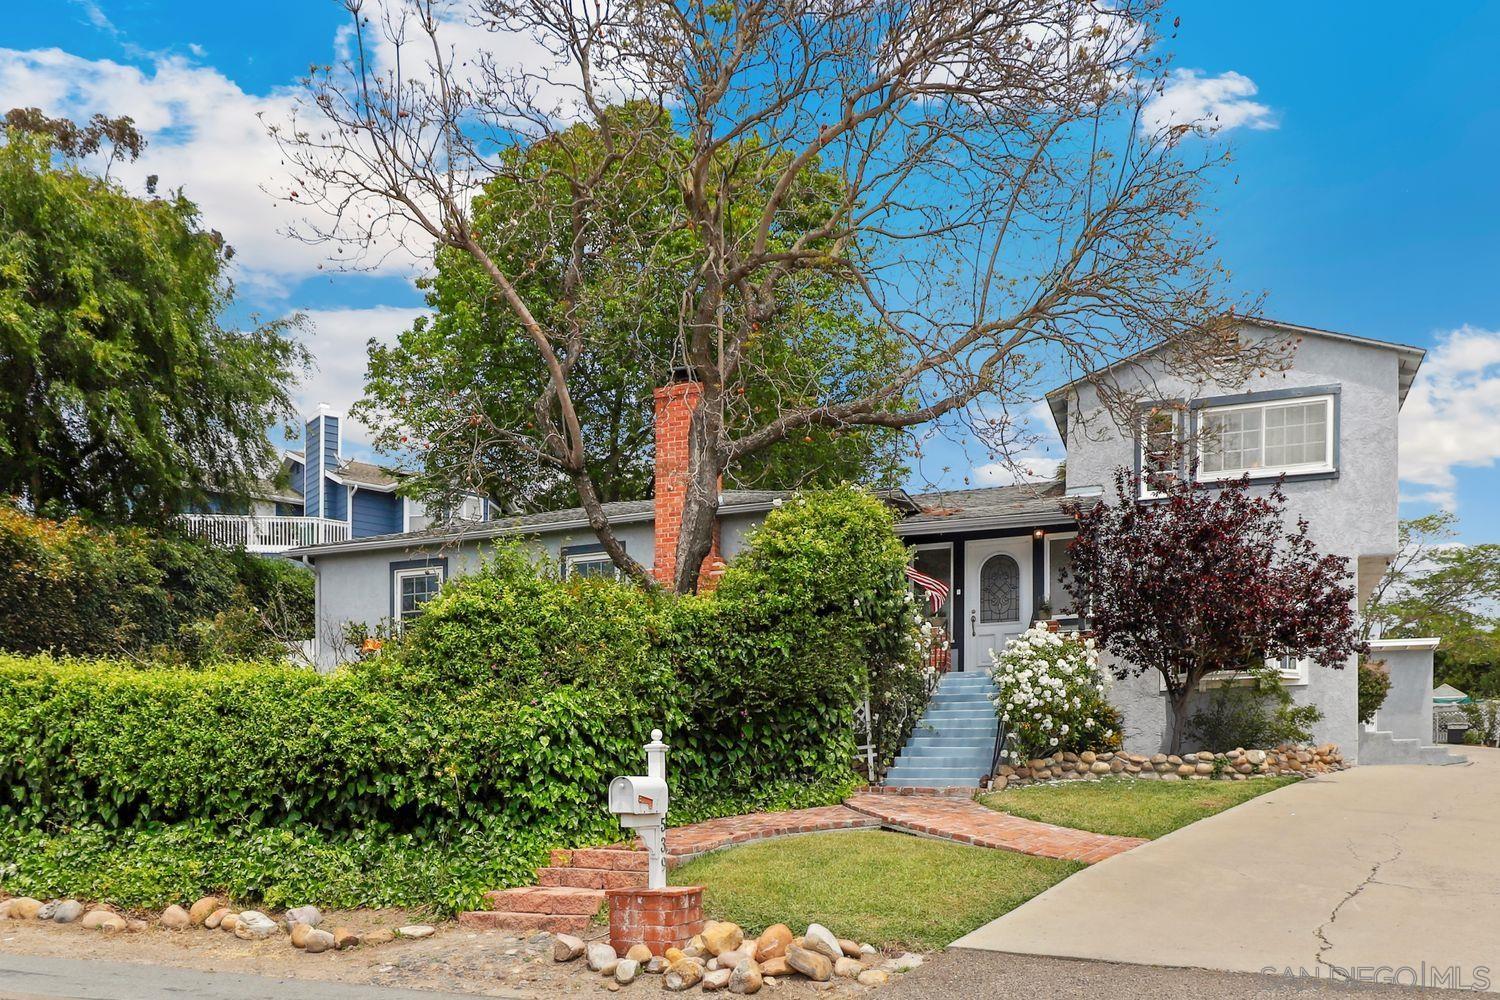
[6,2,1499,540]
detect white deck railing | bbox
[176,514,351,553]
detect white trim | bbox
[393,565,446,631]
[563,550,619,579]
[1368,637,1442,652]
[1196,394,1336,482]
[1040,530,1078,618]
[1139,407,1184,499]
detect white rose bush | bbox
[989,625,1122,762]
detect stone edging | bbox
[993,744,1346,789]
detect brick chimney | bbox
[653,370,723,590]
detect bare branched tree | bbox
[272,0,1286,592]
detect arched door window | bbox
[979,554,1020,623]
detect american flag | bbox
[904,564,950,613]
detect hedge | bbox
[0,487,928,911]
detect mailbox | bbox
[609,775,668,818]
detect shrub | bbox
[1358,661,1392,725]
[1461,700,1500,747]
[989,626,1122,762]
[1185,667,1323,750]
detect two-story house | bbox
[286,318,1426,770]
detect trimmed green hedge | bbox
[0,487,924,911]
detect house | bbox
[178,404,492,553]
[287,317,1430,766]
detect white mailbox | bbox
[609,728,671,889]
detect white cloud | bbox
[1399,325,1500,509]
[1143,69,1277,134]
[292,306,428,446]
[974,453,1064,487]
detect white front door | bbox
[963,538,1031,671]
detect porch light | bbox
[1032,528,1046,539]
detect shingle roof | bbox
[332,459,402,489]
[899,480,1078,531]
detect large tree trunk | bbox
[673,392,726,594]
[1166,686,1192,756]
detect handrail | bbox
[175,514,351,552]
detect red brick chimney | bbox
[653,370,723,590]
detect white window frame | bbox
[393,565,445,631]
[1195,394,1336,482]
[910,541,954,633]
[563,551,620,580]
[1041,530,1078,620]
[1137,407,1185,499]
[1162,654,1311,693]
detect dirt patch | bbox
[0,912,886,997]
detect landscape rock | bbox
[729,958,763,994]
[125,919,148,933]
[857,970,890,987]
[290,922,316,948]
[36,902,58,921]
[716,949,751,970]
[859,943,878,957]
[80,909,120,930]
[599,959,620,977]
[646,956,670,973]
[188,896,222,926]
[4,898,43,920]
[204,907,231,930]
[159,904,191,930]
[703,921,744,956]
[363,928,395,945]
[51,900,85,924]
[396,924,435,940]
[664,947,685,964]
[554,933,586,961]
[664,959,705,991]
[615,958,640,985]
[886,952,923,972]
[703,968,733,991]
[587,942,618,972]
[753,924,792,961]
[219,913,241,932]
[285,905,323,929]
[302,929,335,954]
[786,944,833,982]
[626,944,653,964]
[233,911,280,940]
[803,924,842,963]
[758,956,791,977]
[333,927,360,950]
[98,914,128,934]
[834,957,863,978]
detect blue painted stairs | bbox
[882,671,1001,788]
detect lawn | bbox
[978,775,1301,840]
[670,829,1080,951]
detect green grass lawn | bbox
[977,775,1301,840]
[671,829,1081,951]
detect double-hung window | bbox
[1198,395,1334,479]
[394,566,444,628]
[564,551,619,580]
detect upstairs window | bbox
[1140,406,1184,493]
[1198,395,1334,479]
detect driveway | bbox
[953,748,1499,992]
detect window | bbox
[1045,535,1076,618]
[564,552,619,579]
[1199,395,1333,479]
[979,554,1021,623]
[455,495,486,522]
[910,544,953,634]
[394,566,444,628]
[1140,406,1184,494]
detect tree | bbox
[1364,512,1500,697]
[0,117,309,523]
[354,110,908,513]
[275,0,1289,591]
[1063,469,1364,753]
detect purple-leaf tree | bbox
[1063,468,1365,753]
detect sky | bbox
[5,2,1499,541]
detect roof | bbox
[897,481,1080,536]
[1043,317,1427,441]
[329,459,402,491]
[1433,683,1469,704]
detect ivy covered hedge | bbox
[0,487,926,912]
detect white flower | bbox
[772,498,783,507]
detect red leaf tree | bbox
[1063,469,1365,753]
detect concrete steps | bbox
[884,671,1000,789]
[1359,727,1468,766]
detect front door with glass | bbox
[962,538,1031,671]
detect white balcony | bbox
[176,514,351,553]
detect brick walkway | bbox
[621,804,881,864]
[845,792,1147,864]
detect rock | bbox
[786,944,833,982]
[600,959,620,977]
[5,898,43,920]
[1195,762,1214,775]
[1160,772,1180,782]
[157,904,191,930]
[703,968,732,991]
[1149,753,1168,764]
[363,928,395,945]
[204,907,231,929]
[647,956,670,973]
[716,949,751,970]
[837,938,862,958]
[803,924,842,962]
[758,956,791,977]
[1079,750,1096,764]
[587,942,618,972]
[859,943,877,957]
[51,900,85,924]
[333,927,360,950]
[1246,749,1267,765]
[729,958,763,994]
[554,933,586,961]
[98,914,128,934]
[189,896,222,926]
[80,909,119,930]
[1176,764,1196,777]
[989,774,1009,791]
[834,957,863,978]
[664,947,685,964]
[290,922,316,948]
[36,902,58,921]
[1090,761,1112,774]
[886,952,923,972]
[220,913,241,932]
[626,943,653,964]
[396,924,435,940]
[704,921,744,956]
[303,929,336,954]
[125,919,148,933]
[615,958,640,985]
[857,969,890,987]
[285,905,323,929]
[664,959,705,991]
[234,911,280,940]
[754,924,792,961]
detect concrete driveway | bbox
[953,748,1499,992]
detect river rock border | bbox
[991,744,1345,788]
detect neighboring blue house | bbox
[180,404,490,553]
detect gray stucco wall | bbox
[1367,639,1439,745]
[1060,323,1406,760]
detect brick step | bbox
[537,866,648,890]
[483,886,606,916]
[457,910,594,934]
[551,848,648,872]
